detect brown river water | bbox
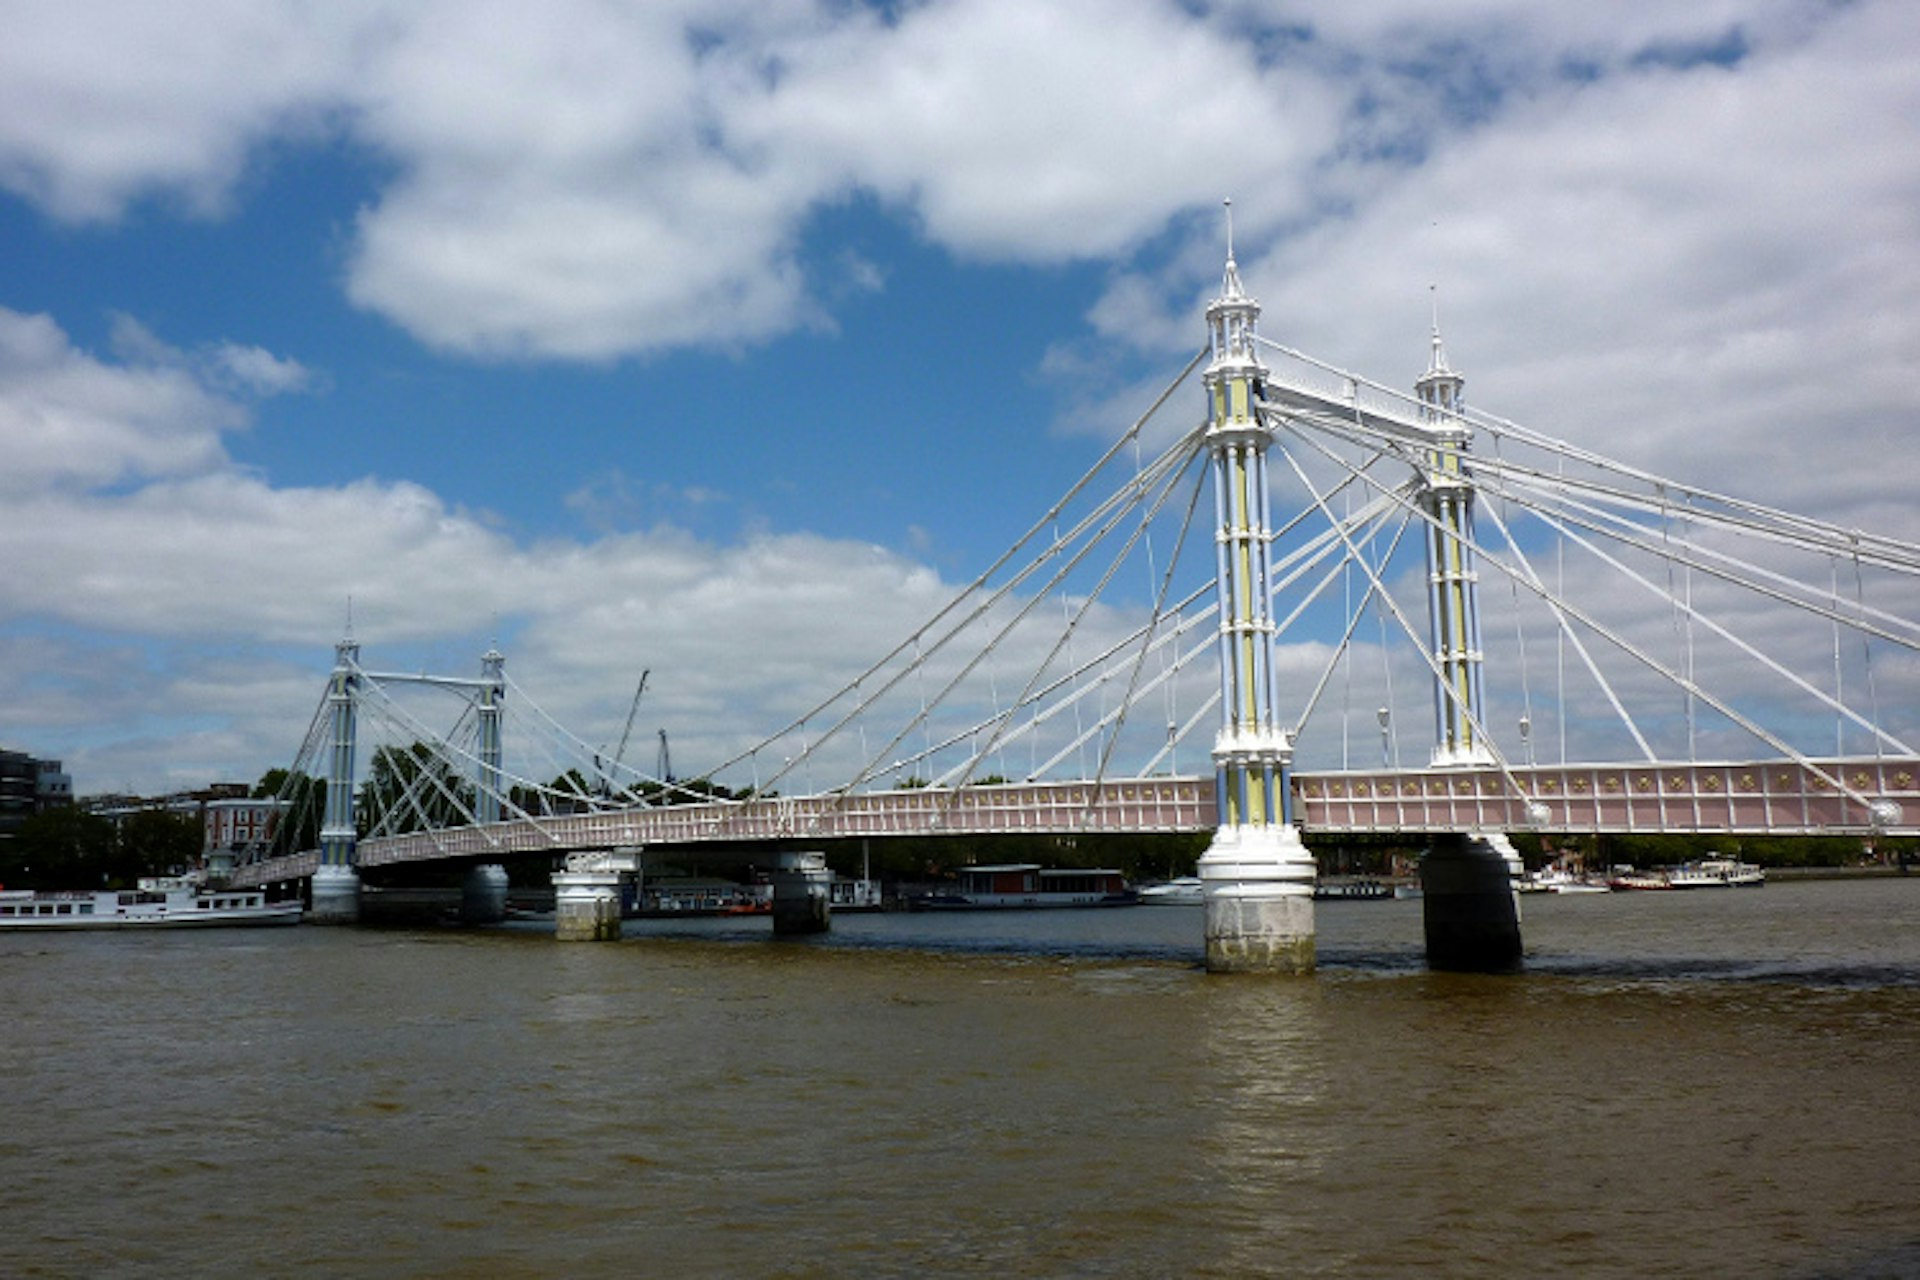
[3,876,1917,1278]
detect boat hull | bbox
[0,882,302,930]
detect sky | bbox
[3,0,1917,797]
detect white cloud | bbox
[210,343,317,397]
[0,0,360,221]
[1091,2,1920,533]
[0,309,241,495]
[0,0,1342,358]
[0,308,1040,792]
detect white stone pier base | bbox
[308,864,362,924]
[460,863,510,925]
[771,850,832,936]
[1199,824,1318,973]
[1420,831,1524,972]
[553,869,623,942]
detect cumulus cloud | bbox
[1087,2,1920,533]
[0,308,1028,791]
[0,0,1340,358]
[0,309,241,495]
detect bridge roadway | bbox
[229,757,1919,889]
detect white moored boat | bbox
[1519,866,1611,894]
[0,876,302,930]
[1137,876,1204,905]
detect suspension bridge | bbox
[228,232,1920,973]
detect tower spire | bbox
[1220,198,1246,300]
[1426,283,1451,377]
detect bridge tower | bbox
[1415,319,1491,768]
[461,645,511,924]
[310,634,362,923]
[1411,314,1523,970]
[1194,230,1318,973]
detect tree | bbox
[255,767,323,854]
[1,808,122,889]
[357,742,476,836]
[119,810,203,879]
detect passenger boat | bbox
[1669,857,1767,888]
[1605,857,1767,890]
[0,876,301,929]
[1137,876,1203,905]
[1713,858,1766,887]
[909,864,1138,910]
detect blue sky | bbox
[4,0,1917,795]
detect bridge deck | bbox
[1298,758,1919,837]
[229,759,1916,887]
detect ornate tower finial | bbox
[1416,284,1464,418]
[1219,198,1246,301]
[1426,283,1451,377]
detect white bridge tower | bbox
[1194,222,1318,973]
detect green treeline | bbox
[0,808,201,890]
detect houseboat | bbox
[909,864,1137,910]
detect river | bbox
[3,876,1917,1278]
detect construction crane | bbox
[599,670,648,796]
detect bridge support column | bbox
[553,868,623,941]
[1421,831,1523,971]
[460,863,510,925]
[1201,824,1317,973]
[770,850,831,936]
[308,864,362,925]
[311,635,362,924]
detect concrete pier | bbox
[1421,831,1524,971]
[553,869,623,941]
[308,864,362,924]
[770,850,832,936]
[459,863,510,925]
[1200,824,1318,973]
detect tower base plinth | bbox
[1199,824,1317,974]
[308,864,361,925]
[553,870,623,942]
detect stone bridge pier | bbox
[553,849,638,942]
[1420,831,1524,971]
[770,850,832,936]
